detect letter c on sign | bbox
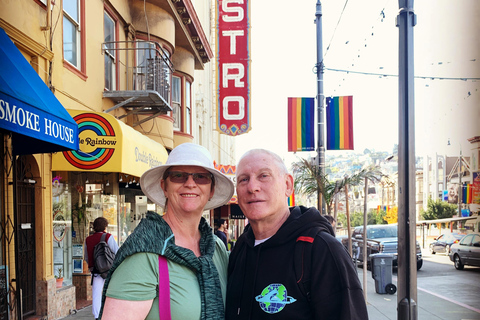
[222,96,245,120]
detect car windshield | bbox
[367,225,397,239]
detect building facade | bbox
[0,0,234,318]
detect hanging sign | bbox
[216,0,251,136]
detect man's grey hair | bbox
[237,149,289,175]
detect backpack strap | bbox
[295,227,321,302]
[158,255,171,320]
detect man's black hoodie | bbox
[226,206,369,320]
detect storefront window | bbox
[52,174,73,287]
[53,171,164,275]
[118,183,151,246]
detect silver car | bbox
[449,232,480,270]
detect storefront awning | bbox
[52,110,168,177]
[0,28,78,155]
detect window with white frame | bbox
[185,81,191,134]
[63,0,81,67]
[135,41,155,91]
[104,11,116,91]
[172,76,181,130]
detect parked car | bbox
[342,224,423,270]
[429,233,464,255]
[449,232,480,270]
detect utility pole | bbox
[458,148,462,217]
[345,184,352,257]
[315,0,326,214]
[396,0,418,319]
[362,176,368,302]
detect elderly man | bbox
[226,149,368,320]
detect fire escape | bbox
[102,40,174,126]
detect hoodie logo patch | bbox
[255,283,296,314]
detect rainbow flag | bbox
[288,97,315,152]
[287,193,295,206]
[326,96,354,150]
[462,184,473,204]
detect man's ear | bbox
[285,173,294,197]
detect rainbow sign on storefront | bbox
[52,110,168,177]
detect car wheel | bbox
[454,254,464,270]
[417,260,423,270]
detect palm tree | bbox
[292,159,382,211]
[292,158,384,254]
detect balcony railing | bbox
[102,40,174,126]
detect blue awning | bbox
[0,28,78,155]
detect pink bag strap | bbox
[158,255,171,320]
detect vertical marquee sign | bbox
[216,0,251,136]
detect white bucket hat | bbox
[140,143,234,211]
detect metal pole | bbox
[315,0,326,214]
[363,177,368,302]
[396,0,417,319]
[345,184,352,257]
[458,149,462,216]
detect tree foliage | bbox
[421,198,457,220]
[337,209,388,228]
[291,157,384,214]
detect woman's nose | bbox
[184,175,197,186]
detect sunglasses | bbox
[166,171,213,185]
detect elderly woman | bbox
[99,143,234,320]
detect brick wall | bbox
[72,274,92,300]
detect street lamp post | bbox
[458,148,462,217]
[315,0,326,215]
[397,0,418,319]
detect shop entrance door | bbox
[16,180,36,317]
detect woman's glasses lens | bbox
[167,172,212,184]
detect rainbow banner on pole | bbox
[288,97,315,152]
[462,183,473,204]
[287,193,295,206]
[326,96,354,150]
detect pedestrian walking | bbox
[84,217,118,320]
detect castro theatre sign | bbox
[216,0,251,136]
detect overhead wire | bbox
[329,1,393,93]
[324,67,480,81]
[321,0,479,101]
[323,0,350,60]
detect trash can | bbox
[370,253,396,294]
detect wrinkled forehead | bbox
[237,153,280,176]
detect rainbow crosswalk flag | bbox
[326,96,354,150]
[288,97,315,152]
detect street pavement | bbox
[63,264,480,320]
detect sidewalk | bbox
[358,267,480,320]
[64,268,480,320]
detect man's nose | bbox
[246,179,260,193]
